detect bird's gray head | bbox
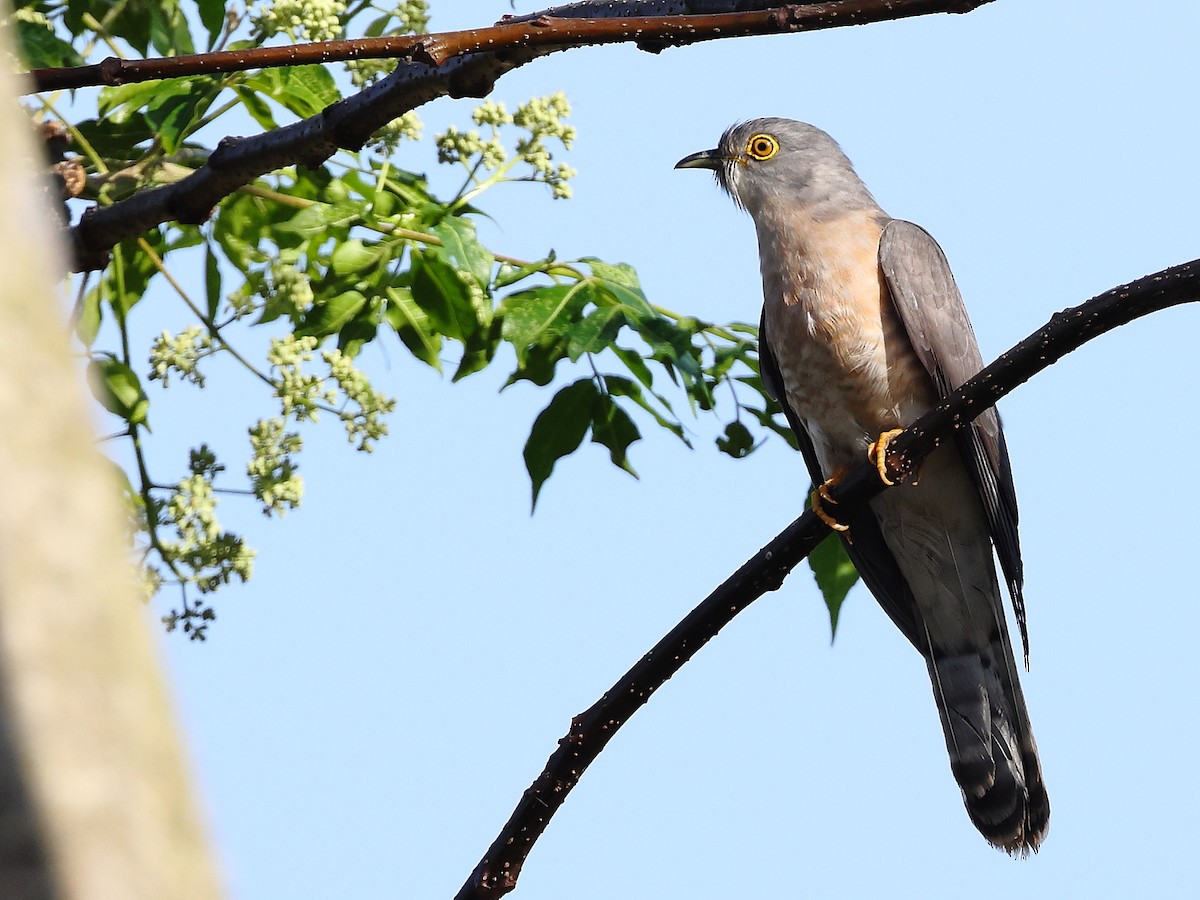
[675,118,878,217]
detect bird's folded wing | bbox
[878,219,1028,658]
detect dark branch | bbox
[454,257,1200,899]
[50,0,997,271]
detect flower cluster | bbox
[268,334,336,422]
[323,349,396,451]
[247,417,304,516]
[434,93,579,200]
[436,124,508,170]
[266,337,395,451]
[251,0,347,42]
[513,93,578,199]
[345,1,431,87]
[158,448,255,595]
[266,259,315,317]
[138,565,164,603]
[394,0,430,33]
[371,110,425,156]
[148,325,213,387]
[224,258,313,323]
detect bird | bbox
[675,118,1049,853]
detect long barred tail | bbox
[927,647,1050,853]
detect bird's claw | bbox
[811,474,850,533]
[869,428,906,486]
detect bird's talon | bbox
[869,428,905,486]
[811,477,850,533]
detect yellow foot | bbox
[811,471,850,533]
[868,428,906,486]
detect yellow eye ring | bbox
[745,133,780,161]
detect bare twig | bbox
[454,257,1200,898]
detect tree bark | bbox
[0,61,223,900]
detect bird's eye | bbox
[745,133,780,161]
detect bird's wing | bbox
[758,306,923,648]
[877,219,1027,658]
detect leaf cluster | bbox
[21,0,857,637]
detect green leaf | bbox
[453,317,501,382]
[708,344,746,380]
[639,317,703,379]
[585,259,655,319]
[602,375,688,445]
[245,66,342,120]
[364,13,394,37]
[14,19,84,69]
[371,189,398,219]
[102,0,153,54]
[611,345,654,391]
[384,287,442,371]
[503,335,569,389]
[564,305,624,362]
[524,379,598,510]
[409,251,480,344]
[589,395,640,478]
[808,533,859,640]
[143,78,222,153]
[106,238,163,320]
[75,286,103,348]
[198,0,228,47]
[205,244,221,320]
[378,167,438,211]
[744,404,800,451]
[330,239,379,275]
[338,298,382,357]
[99,81,171,124]
[276,201,362,237]
[499,283,590,365]
[148,0,194,56]
[716,421,754,458]
[72,118,156,161]
[297,291,367,339]
[233,85,279,131]
[90,356,150,427]
[212,195,266,269]
[432,217,494,289]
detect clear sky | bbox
[144,1,1200,897]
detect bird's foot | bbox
[811,470,850,533]
[868,428,907,486]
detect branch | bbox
[53,0,996,271]
[454,257,1200,898]
[29,1,992,92]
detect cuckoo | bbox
[676,119,1049,853]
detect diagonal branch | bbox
[454,256,1200,899]
[55,0,996,271]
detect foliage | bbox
[13,0,853,638]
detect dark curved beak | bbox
[674,148,721,171]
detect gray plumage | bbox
[677,118,1049,852]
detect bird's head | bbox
[675,118,877,216]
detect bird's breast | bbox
[757,208,935,473]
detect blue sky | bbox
[141,1,1200,897]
